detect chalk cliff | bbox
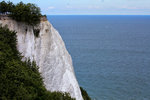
[0,17,83,100]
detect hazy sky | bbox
[3,0,150,15]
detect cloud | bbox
[48,6,55,10]
[87,5,101,9]
[65,5,101,9]
[115,5,150,10]
[66,5,73,9]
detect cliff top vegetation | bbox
[0,1,42,25]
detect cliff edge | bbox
[0,17,83,100]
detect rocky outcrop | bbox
[0,17,83,100]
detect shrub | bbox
[0,1,15,14]
[0,1,41,25]
[0,1,7,14]
[33,28,40,37]
[10,2,41,25]
[80,87,91,100]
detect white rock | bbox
[0,18,83,100]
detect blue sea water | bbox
[47,15,150,100]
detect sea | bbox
[47,15,150,100]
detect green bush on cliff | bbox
[80,87,91,100]
[0,1,14,14]
[10,2,41,25]
[0,25,75,100]
[0,1,41,25]
[0,1,7,14]
[33,28,40,37]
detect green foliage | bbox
[0,26,75,100]
[6,1,15,13]
[33,28,40,37]
[80,87,91,100]
[0,1,41,25]
[0,1,15,14]
[0,1,7,14]
[10,2,41,25]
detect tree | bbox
[80,87,91,100]
[26,3,41,25]
[10,2,41,25]
[0,1,8,14]
[0,1,42,25]
[7,1,15,13]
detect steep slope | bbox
[0,17,83,100]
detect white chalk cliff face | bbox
[0,17,83,100]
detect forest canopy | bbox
[0,1,41,25]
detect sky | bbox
[2,0,150,15]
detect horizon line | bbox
[46,14,150,16]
